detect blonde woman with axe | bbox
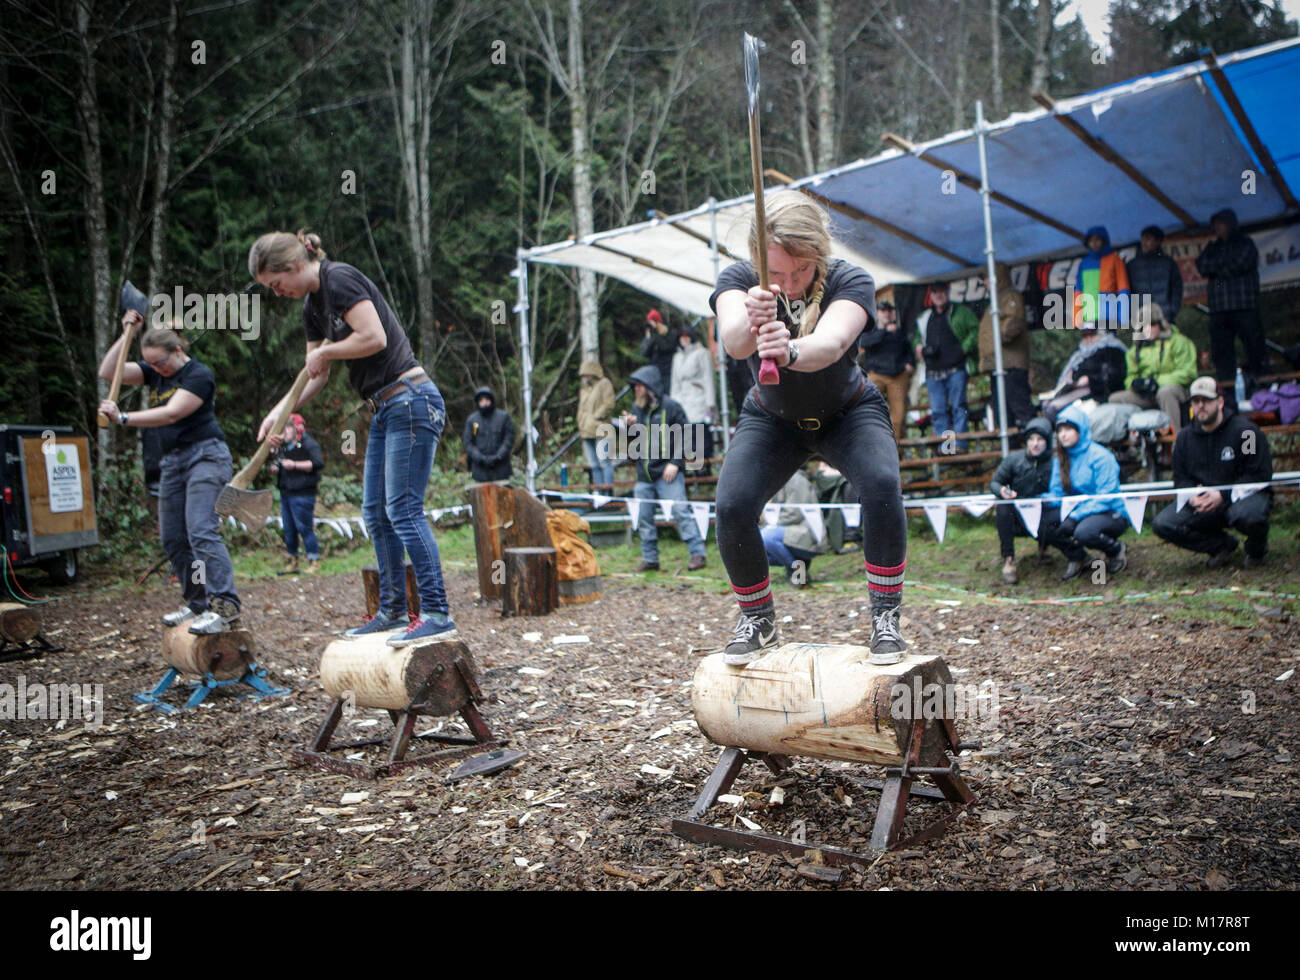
[98,313,242,633]
[248,229,454,646]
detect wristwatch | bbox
[787,340,800,367]
[118,412,129,426]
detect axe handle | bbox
[748,109,779,386]
[99,321,140,428]
[229,361,315,491]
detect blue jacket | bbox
[1048,404,1127,522]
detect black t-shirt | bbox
[709,258,875,420]
[302,260,420,399]
[137,358,225,455]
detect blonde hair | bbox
[748,191,831,337]
[140,325,189,354]
[247,228,326,279]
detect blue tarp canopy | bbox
[523,37,1300,316]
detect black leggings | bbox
[715,388,906,597]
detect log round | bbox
[501,547,558,617]
[320,633,479,713]
[161,627,254,680]
[692,644,959,767]
[361,563,420,620]
[0,602,41,644]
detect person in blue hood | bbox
[1043,403,1130,580]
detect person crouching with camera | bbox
[1108,305,1197,433]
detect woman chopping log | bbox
[248,229,455,645]
[98,316,243,633]
[710,192,907,665]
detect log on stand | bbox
[501,547,558,617]
[134,626,288,714]
[295,633,518,779]
[673,643,979,863]
[361,563,420,620]
[0,602,58,662]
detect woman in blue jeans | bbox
[250,229,454,646]
[1044,403,1130,581]
[271,413,324,574]
[98,318,242,634]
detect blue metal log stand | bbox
[134,629,290,715]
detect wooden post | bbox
[465,482,512,599]
[361,563,420,619]
[0,603,41,644]
[501,547,558,617]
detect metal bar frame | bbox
[1201,50,1298,210]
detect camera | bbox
[1131,377,1158,399]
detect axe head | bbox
[214,484,271,526]
[120,280,148,318]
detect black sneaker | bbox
[1243,551,1267,569]
[1106,542,1128,575]
[869,606,906,665]
[1061,560,1084,581]
[723,613,778,666]
[1206,541,1238,569]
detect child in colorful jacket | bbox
[1073,226,1131,329]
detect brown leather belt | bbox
[756,375,870,431]
[365,371,431,412]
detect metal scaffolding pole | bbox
[975,100,1010,459]
[514,251,537,492]
[709,198,731,452]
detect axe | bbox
[744,33,779,386]
[214,354,319,526]
[100,280,150,428]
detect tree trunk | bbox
[501,547,558,617]
[814,0,836,171]
[991,0,1003,116]
[147,0,179,296]
[1031,0,1054,96]
[952,0,968,131]
[568,0,599,361]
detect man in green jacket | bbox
[1108,306,1198,432]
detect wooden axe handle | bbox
[99,320,140,428]
[228,360,315,491]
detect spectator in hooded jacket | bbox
[464,386,514,483]
[914,281,979,450]
[1073,225,1131,330]
[1195,208,1267,406]
[1042,327,1128,423]
[577,358,616,487]
[989,417,1052,585]
[1126,225,1183,324]
[761,467,829,587]
[978,262,1034,431]
[1108,304,1198,432]
[1043,404,1130,581]
[860,300,914,442]
[1152,376,1272,568]
[271,413,325,575]
[640,309,678,392]
[621,365,707,572]
[670,323,716,474]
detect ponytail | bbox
[247,228,327,279]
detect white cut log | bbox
[161,626,254,680]
[319,633,477,712]
[692,643,957,767]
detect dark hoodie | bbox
[1195,209,1259,312]
[989,418,1053,499]
[626,365,692,483]
[464,386,514,483]
[1171,402,1272,491]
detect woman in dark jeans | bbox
[271,413,324,574]
[249,229,453,646]
[710,191,907,666]
[98,317,242,634]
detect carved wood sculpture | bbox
[545,509,602,604]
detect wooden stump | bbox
[161,626,255,681]
[465,483,555,600]
[501,547,558,618]
[361,563,420,619]
[0,602,40,644]
[693,644,959,767]
[320,633,480,712]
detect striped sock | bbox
[865,559,905,609]
[732,576,774,619]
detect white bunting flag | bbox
[692,502,711,542]
[922,502,948,543]
[843,504,861,528]
[357,518,370,539]
[659,499,674,522]
[1175,489,1198,512]
[964,499,995,518]
[798,505,825,544]
[1123,494,1148,534]
[591,494,610,510]
[762,504,780,526]
[1059,495,1079,521]
[1230,482,1266,503]
[1014,499,1042,538]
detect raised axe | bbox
[214,347,323,526]
[99,281,149,428]
[744,32,779,387]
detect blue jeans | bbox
[633,471,705,563]
[158,437,239,613]
[926,368,969,450]
[280,492,320,560]
[582,436,614,487]
[363,381,449,619]
[760,525,817,569]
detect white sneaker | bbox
[161,606,196,628]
